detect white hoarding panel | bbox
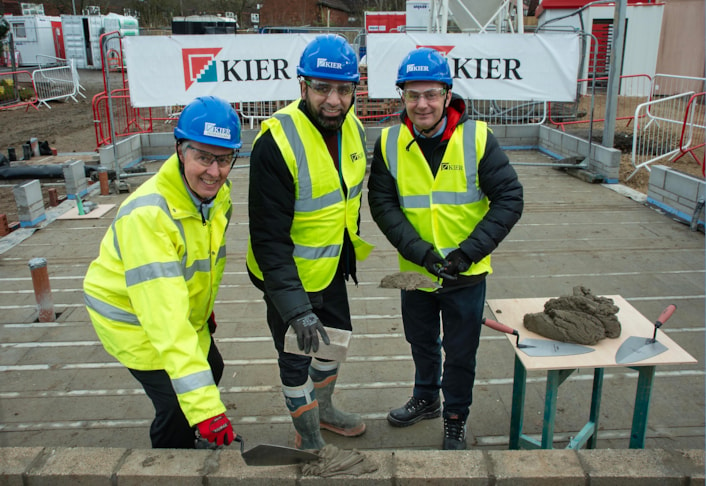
[124,34,317,107]
[367,33,580,102]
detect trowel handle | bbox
[655,304,677,329]
[234,434,245,453]
[482,317,518,337]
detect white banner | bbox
[367,33,580,102]
[124,34,318,107]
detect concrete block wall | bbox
[62,160,88,199]
[12,180,46,227]
[2,447,703,485]
[538,125,622,183]
[647,165,706,228]
[99,135,142,171]
[97,125,624,184]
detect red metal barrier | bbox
[671,92,706,176]
[549,74,652,132]
[0,70,39,112]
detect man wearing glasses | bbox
[368,48,523,450]
[247,35,373,450]
[84,96,241,449]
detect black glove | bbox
[289,311,330,353]
[422,249,455,280]
[444,249,472,277]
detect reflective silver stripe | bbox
[295,189,341,212]
[275,112,344,212]
[171,369,215,394]
[349,180,363,199]
[385,125,401,179]
[433,191,479,205]
[184,258,211,281]
[400,195,430,208]
[125,261,183,287]
[354,119,365,147]
[84,292,140,325]
[294,243,341,260]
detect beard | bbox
[305,97,347,131]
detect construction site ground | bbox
[0,147,704,456]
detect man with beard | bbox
[246,35,373,450]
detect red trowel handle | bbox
[655,304,677,329]
[482,317,520,338]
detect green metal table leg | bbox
[541,370,561,449]
[509,355,527,450]
[586,367,604,449]
[629,366,656,449]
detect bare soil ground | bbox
[0,69,704,225]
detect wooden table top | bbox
[487,295,697,371]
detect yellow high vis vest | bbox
[381,120,492,288]
[247,101,374,291]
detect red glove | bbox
[197,413,234,446]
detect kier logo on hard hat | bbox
[182,48,223,89]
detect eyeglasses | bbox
[305,79,356,97]
[184,144,236,168]
[400,88,447,103]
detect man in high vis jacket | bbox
[247,35,374,450]
[84,96,242,449]
[367,48,524,450]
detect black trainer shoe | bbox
[442,414,467,450]
[387,396,441,427]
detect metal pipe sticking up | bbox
[28,257,55,322]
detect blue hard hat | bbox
[174,96,242,149]
[396,48,453,88]
[297,35,360,83]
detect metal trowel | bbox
[483,318,594,357]
[615,304,675,364]
[197,435,318,466]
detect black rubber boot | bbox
[310,360,366,437]
[387,396,441,427]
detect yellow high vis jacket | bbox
[246,100,374,292]
[83,154,230,426]
[381,120,492,286]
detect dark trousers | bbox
[401,281,486,421]
[264,273,352,387]
[129,339,224,449]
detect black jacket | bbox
[367,94,524,289]
[248,100,360,322]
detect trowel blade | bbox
[615,336,668,364]
[519,338,595,357]
[241,444,318,466]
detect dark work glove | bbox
[289,311,330,353]
[207,311,217,334]
[422,249,455,280]
[444,249,472,277]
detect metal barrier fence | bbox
[0,70,38,111]
[92,88,154,148]
[628,91,706,180]
[548,74,653,132]
[32,61,82,109]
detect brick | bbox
[395,450,487,485]
[25,447,125,486]
[489,450,584,486]
[579,449,693,486]
[0,447,44,486]
[116,448,210,485]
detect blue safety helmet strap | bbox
[174,96,242,149]
[297,34,360,83]
[396,47,453,88]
